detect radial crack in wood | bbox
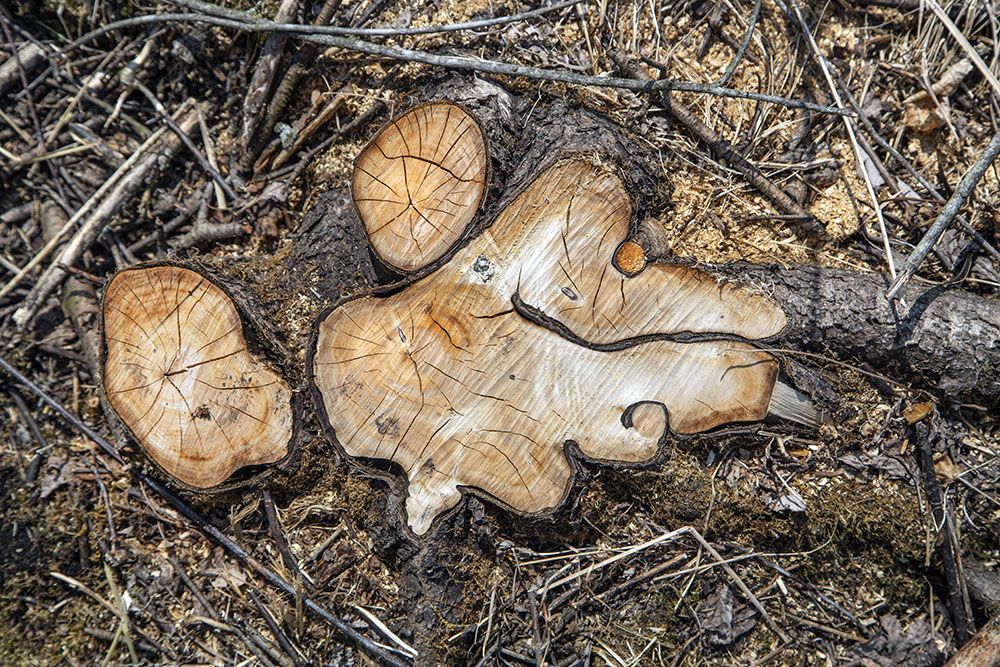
[102,265,293,488]
[314,155,805,535]
[352,102,488,272]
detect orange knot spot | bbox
[614,241,646,276]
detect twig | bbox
[249,589,303,667]
[10,106,198,327]
[886,129,1000,299]
[0,121,168,302]
[833,71,1000,267]
[923,0,1000,98]
[169,0,584,38]
[61,11,852,116]
[787,0,895,277]
[350,604,419,659]
[915,422,971,645]
[262,489,301,581]
[683,526,791,644]
[197,107,226,209]
[716,0,761,87]
[0,354,410,667]
[240,0,299,144]
[6,385,49,483]
[170,183,244,249]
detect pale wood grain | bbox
[352,102,487,272]
[316,157,785,534]
[103,266,292,487]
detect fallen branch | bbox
[61,8,852,116]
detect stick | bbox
[0,122,169,302]
[787,0,895,278]
[240,0,299,144]
[915,423,971,645]
[172,0,583,37]
[10,106,198,327]
[61,11,852,116]
[716,0,761,87]
[833,72,1000,267]
[886,128,1000,299]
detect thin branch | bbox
[716,0,761,87]
[886,128,1000,299]
[831,71,1000,265]
[168,0,585,37]
[923,0,1000,99]
[61,10,853,116]
[787,0,896,279]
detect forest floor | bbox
[1,0,1000,665]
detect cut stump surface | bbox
[102,265,293,488]
[352,102,488,272]
[314,155,790,535]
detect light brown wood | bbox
[314,156,796,535]
[352,102,488,272]
[103,265,293,488]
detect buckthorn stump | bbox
[102,265,293,488]
[313,150,819,536]
[352,102,488,272]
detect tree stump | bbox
[352,102,488,272]
[310,103,818,535]
[101,264,294,488]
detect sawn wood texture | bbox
[352,102,488,272]
[103,265,293,487]
[314,156,787,535]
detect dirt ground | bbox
[2,0,1000,665]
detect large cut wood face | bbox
[103,266,293,487]
[352,102,487,272]
[315,153,788,535]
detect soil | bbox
[2,0,999,665]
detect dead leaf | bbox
[903,401,933,424]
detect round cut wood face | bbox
[352,102,487,272]
[315,157,786,535]
[103,266,292,488]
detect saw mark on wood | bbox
[314,108,819,533]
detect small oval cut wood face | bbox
[352,102,488,272]
[103,266,293,488]
[315,156,787,535]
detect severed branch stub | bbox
[352,101,488,272]
[311,102,819,535]
[102,264,294,488]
